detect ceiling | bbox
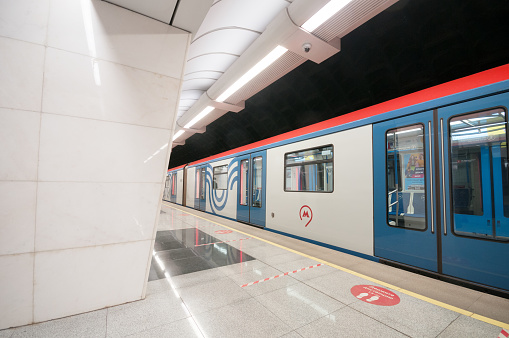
[179,0,292,120]
[104,0,509,169]
[169,0,509,168]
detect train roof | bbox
[169,63,509,171]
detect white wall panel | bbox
[36,182,161,251]
[33,240,151,322]
[42,48,180,129]
[38,114,171,183]
[265,125,374,256]
[0,37,45,111]
[0,108,41,181]
[0,0,189,329]
[0,182,37,256]
[0,253,34,329]
[47,0,190,78]
[0,0,49,45]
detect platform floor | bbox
[2,202,509,337]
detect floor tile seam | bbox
[122,315,198,338]
[162,202,509,330]
[348,300,434,337]
[248,294,296,334]
[187,291,256,319]
[104,305,108,338]
[433,314,462,338]
[346,305,414,337]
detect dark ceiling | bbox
[169,0,509,168]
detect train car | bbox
[163,165,186,205]
[165,64,509,294]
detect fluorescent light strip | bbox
[184,106,214,129]
[172,130,184,141]
[216,45,288,103]
[302,0,353,32]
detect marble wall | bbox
[0,0,190,329]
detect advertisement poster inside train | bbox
[403,152,424,190]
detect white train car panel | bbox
[186,166,196,208]
[176,169,184,205]
[205,158,238,219]
[265,125,374,256]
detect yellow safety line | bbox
[161,202,509,330]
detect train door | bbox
[170,172,177,203]
[373,110,438,272]
[438,93,508,290]
[237,150,266,227]
[194,166,207,211]
[163,174,171,201]
[374,92,509,291]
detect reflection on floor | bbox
[2,203,508,338]
[149,229,255,279]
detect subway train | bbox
[163,64,509,294]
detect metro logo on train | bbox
[164,64,509,295]
[299,205,313,227]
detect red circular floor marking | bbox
[350,285,400,306]
[214,230,233,234]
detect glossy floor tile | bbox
[3,203,508,337]
[149,228,255,280]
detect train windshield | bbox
[386,124,427,230]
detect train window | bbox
[240,159,249,205]
[449,108,508,240]
[386,125,427,230]
[252,157,263,207]
[213,165,228,190]
[284,145,333,192]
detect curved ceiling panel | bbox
[178,98,199,106]
[180,89,207,100]
[187,29,262,60]
[176,0,293,128]
[184,54,239,75]
[194,0,291,39]
[181,78,217,91]
[184,70,223,81]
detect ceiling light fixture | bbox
[184,106,215,129]
[172,130,185,141]
[216,45,288,103]
[301,0,353,32]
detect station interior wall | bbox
[0,0,190,329]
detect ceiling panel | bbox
[184,54,239,75]
[184,71,223,81]
[106,0,178,23]
[194,0,290,38]
[187,29,262,60]
[182,78,217,91]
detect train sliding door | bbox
[374,92,509,291]
[170,172,177,203]
[194,166,207,211]
[439,93,509,290]
[373,110,438,272]
[237,151,266,227]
